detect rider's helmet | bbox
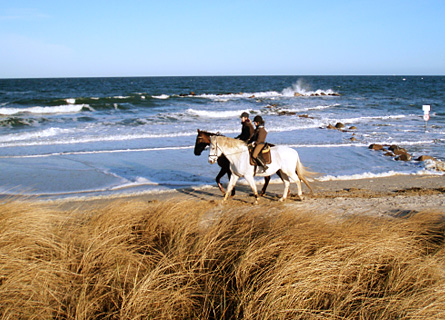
[253,115,264,124]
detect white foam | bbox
[340,114,406,124]
[187,108,250,119]
[282,79,338,97]
[0,127,75,143]
[0,104,87,115]
[152,94,170,99]
[111,177,160,190]
[317,170,443,182]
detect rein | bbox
[209,140,246,162]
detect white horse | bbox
[208,135,314,203]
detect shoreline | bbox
[41,174,444,216]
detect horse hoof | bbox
[278,197,286,202]
[296,195,304,201]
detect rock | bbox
[384,152,395,157]
[396,154,412,161]
[350,137,358,141]
[388,145,404,152]
[393,148,408,156]
[278,111,296,116]
[369,144,384,151]
[349,126,357,130]
[294,92,303,97]
[335,122,345,129]
[327,124,337,130]
[416,155,436,161]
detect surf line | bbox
[0,146,194,159]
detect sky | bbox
[1,0,444,78]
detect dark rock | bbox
[396,154,412,161]
[388,145,404,152]
[335,122,345,129]
[384,151,395,157]
[327,124,337,130]
[369,144,384,151]
[393,148,408,156]
[416,155,436,161]
[349,126,357,130]
[278,111,296,116]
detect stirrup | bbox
[256,158,268,171]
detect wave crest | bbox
[0,104,90,115]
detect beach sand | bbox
[46,174,444,217]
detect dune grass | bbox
[0,198,444,319]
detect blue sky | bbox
[1,0,444,78]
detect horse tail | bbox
[295,160,317,194]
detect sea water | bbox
[0,76,443,199]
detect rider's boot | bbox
[255,157,268,171]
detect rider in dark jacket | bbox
[235,112,255,142]
[249,115,268,170]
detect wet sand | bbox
[46,174,444,217]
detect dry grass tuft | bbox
[0,199,444,319]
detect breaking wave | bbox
[0,104,90,115]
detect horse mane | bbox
[199,130,224,136]
[213,135,247,149]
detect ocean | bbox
[0,76,443,199]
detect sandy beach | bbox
[47,174,444,216]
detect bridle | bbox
[209,139,246,163]
[208,141,220,163]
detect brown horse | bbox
[194,129,271,196]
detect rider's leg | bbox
[252,144,268,170]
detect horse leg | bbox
[243,175,260,204]
[259,176,270,196]
[276,171,290,202]
[276,170,290,197]
[224,175,239,201]
[227,170,236,196]
[215,167,227,194]
[289,172,304,201]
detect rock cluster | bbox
[325,122,357,131]
[265,104,314,118]
[369,144,413,161]
[368,143,445,171]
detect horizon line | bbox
[1,74,444,80]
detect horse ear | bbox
[197,129,200,133]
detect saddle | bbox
[248,143,273,166]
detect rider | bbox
[249,115,268,171]
[235,112,255,142]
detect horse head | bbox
[194,130,224,156]
[208,135,222,164]
[194,130,211,155]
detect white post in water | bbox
[422,104,430,131]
